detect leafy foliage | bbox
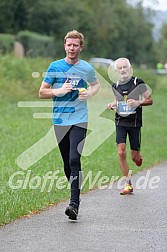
[156,23,167,62]
[0,0,164,65]
[0,34,15,54]
[16,30,55,57]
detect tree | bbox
[156,23,167,63]
[0,0,156,65]
[0,0,28,33]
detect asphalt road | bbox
[0,161,167,252]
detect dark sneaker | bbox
[65,204,78,220]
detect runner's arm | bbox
[39,80,72,99]
[108,97,117,110]
[140,90,153,106]
[78,80,100,100]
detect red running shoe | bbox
[135,156,142,166]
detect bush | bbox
[0,34,15,54]
[16,30,56,58]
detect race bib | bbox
[68,76,85,89]
[117,101,136,115]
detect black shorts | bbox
[116,125,141,151]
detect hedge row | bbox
[0,34,15,54]
[0,31,56,57]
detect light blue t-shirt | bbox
[44,59,97,126]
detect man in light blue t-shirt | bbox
[39,30,100,220]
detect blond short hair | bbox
[64,30,84,46]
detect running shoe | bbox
[120,184,133,195]
[65,204,78,220]
[135,156,143,166]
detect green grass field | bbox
[0,55,167,226]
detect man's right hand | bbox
[108,102,117,110]
[53,79,72,96]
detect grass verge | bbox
[0,56,167,225]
